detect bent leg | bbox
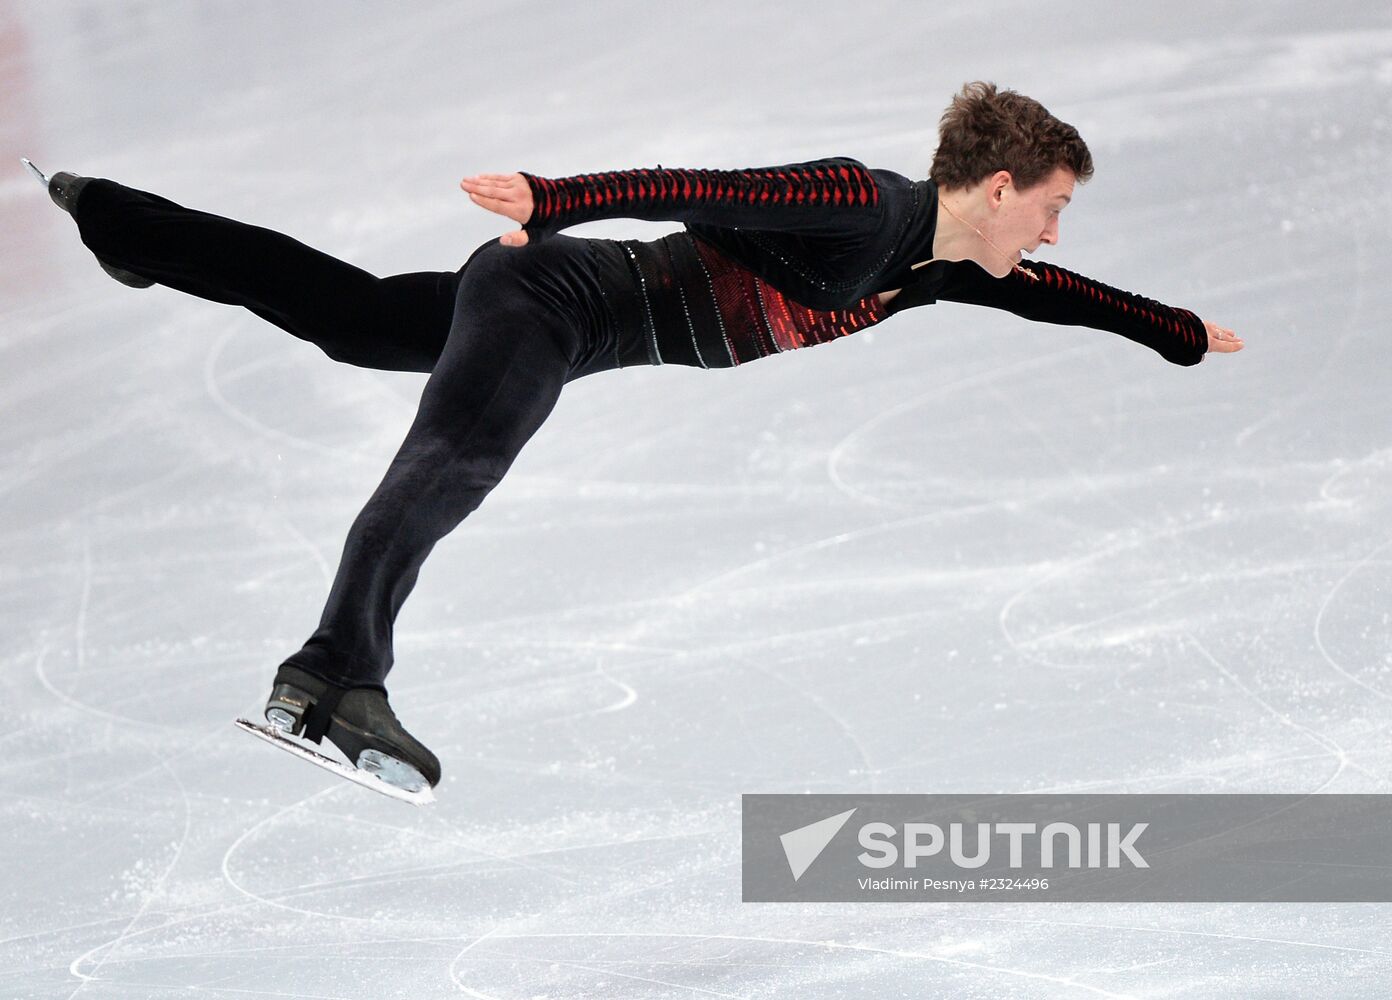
[71,179,460,372]
[281,241,584,688]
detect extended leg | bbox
[68,178,460,372]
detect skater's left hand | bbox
[1204,319,1244,354]
[460,173,533,247]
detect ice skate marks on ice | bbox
[234,718,436,805]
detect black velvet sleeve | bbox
[519,157,883,243]
[928,258,1208,366]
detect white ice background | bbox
[3,1,1392,996]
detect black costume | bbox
[69,157,1206,691]
[522,158,1207,370]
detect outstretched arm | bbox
[460,158,883,246]
[929,257,1241,366]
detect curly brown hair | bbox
[929,81,1094,192]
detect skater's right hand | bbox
[460,173,533,247]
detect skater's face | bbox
[988,166,1076,262]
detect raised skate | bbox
[21,157,155,288]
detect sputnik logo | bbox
[780,808,857,881]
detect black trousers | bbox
[74,180,651,689]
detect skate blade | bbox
[234,718,435,806]
[20,158,48,187]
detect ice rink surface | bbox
[3,1,1392,996]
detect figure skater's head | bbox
[930,81,1093,193]
[930,82,1093,274]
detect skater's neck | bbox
[929,186,1018,278]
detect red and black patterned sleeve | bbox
[519,157,882,242]
[934,258,1208,366]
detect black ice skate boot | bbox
[263,663,442,793]
[21,157,155,289]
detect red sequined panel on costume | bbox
[689,237,887,365]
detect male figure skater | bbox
[26,82,1242,797]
